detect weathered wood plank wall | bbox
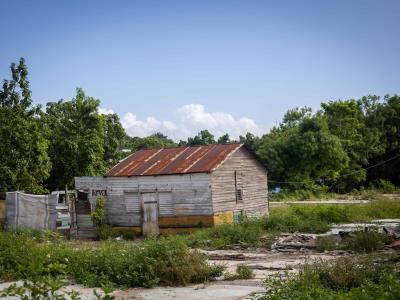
[211,147,268,217]
[75,173,213,227]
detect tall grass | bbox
[0,231,223,288]
[260,254,400,299]
[187,218,265,249]
[265,199,400,233]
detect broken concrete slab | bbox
[271,233,317,252]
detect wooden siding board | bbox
[211,147,268,216]
[75,173,214,226]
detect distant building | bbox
[74,143,268,236]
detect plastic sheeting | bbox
[6,192,58,230]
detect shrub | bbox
[97,224,113,241]
[90,196,113,240]
[341,229,389,253]
[371,179,397,193]
[187,218,264,249]
[317,236,337,252]
[224,265,254,281]
[260,254,400,299]
[0,231,221,288]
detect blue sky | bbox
[1,0,399,140]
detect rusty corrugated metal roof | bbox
[105,143,243,177]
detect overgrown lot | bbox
[265,198,400,233]
[0,230,223,288]
[1,198,399,290]
[188,198,400,248]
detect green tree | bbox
[217,133,230,144]
[321,99,383,190]
[282,106,312,128]
[127,132,176,151]
[103,113,128,166]
[0,58,50,193]
[45,88,107,190]
[187,130,216,145]
[367,95,400,185]
[239,132,260,150]
[258,115,348,190]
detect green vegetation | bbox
[1,278,115,300]
[316,236,338,252]
[187,218,265,249]
[90,196,113,240]
[259,96,400,193]
[186,199,400,250]
[224,265,254,281]
[265,199,400,233]
[341,230,390,253]
[0,231,222,288]
[0,58,51,193]
[259,254,400,300]
[316,230,391,253]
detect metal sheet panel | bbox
[76,214,94,227]
[124,192,140,213]
[159,192,173,216]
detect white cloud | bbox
[98,107,115,115]
[120,104,263,141]
[121,113,178,138]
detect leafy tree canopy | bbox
[0,58,50,193]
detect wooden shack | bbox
[74,143,268,236]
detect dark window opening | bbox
[236,189,243,201]
[234,171,243,203]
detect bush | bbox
[371,179,397,193]
[187,218,264,249]
[341,229,389,253]
[224,265,254,281]
[317,236,337,252]
[0,232,222,288]
[260,254,400,299]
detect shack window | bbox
[236,189,243,201]
[234,171,243,203]
[124,192,140,213]
[159,192,173,216]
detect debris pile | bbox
[272,233,317,252]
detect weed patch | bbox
[0,232,221,288]
[187,218,264,249]
[260,254,400,299]
[341,229,390,253]
[224,265,254,281]
[316,236,338,252]
[266,199,400,233]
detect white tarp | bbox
[6,192,58,230]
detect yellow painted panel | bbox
[213,211,234,225]
[0,201,5,220]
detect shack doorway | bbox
[142,193,159,236]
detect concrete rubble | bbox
[271,233,317,252]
